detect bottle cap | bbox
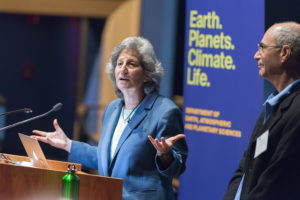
[68,164,76,172]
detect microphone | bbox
[0,103,63,131]
[0,108,32,117]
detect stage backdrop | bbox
[179,0,264,199]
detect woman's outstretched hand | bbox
[32,119,72,153]
[148,134,185,156]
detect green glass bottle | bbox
[62,164,80,200]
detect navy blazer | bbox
[69,91,188,200]
[223,86,300,200]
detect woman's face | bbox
[115,48,149,95]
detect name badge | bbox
[254,130,269,158]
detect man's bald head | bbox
[268,22,300,62]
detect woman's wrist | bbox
[157,151,173,169]
[65,138,72,153]
[157,151,172,158]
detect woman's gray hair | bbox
[274,22,300,61]
[106,36,163,98]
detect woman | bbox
[32,37,188,200]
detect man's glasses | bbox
[257,43,282,53]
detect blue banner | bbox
[179,1,264,199]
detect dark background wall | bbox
[264,0,300,99]
[0,14,80,160]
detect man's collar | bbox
[263,79,300,107]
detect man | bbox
[223,22,300,200]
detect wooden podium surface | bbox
[0,153,122,200]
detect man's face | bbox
[254,26,283,81]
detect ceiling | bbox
[0,0,127,18]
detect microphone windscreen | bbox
[24,108,33,113]
[52,103,63,112]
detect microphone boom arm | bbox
[0,103,62,132]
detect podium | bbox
[0,153,122,200]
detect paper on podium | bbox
[18,133,49,169]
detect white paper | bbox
[254,130,269,158]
